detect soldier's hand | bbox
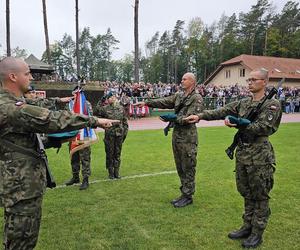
[133,102,145,107]
[224,117,237,128]
[60,96,74,103]
[183,115,200,123]
[97,118,120,128]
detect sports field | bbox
[0,123,299,249]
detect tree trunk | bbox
[174,57,178,84]
[264,27,268,56]
[75,0,80,80]
[42,0,51,64]
[6,0,11,56]
[134,0,139,82]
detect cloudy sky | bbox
[0,0,288,59]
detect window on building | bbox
[239,68,245,77]
[225,70,231,78]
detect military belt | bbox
[239,136,268,145]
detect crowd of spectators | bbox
[100,81,300,113]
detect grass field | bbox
[1,123,299,249]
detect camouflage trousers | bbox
[70,146,91,178]
[104,134,123,171]
[235,162,275,235]
[172,141,197,198]
[3,196,43,250]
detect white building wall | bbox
[207,65,251,86]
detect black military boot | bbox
[228,225,252,240]
[114,168,121,179]
[173,196,193,208]
[241,233,262,248]
[170,195,184,205]
[108,168,114,179]
[79,177,89,190]
[65,174,80,186]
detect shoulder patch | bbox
[20,104,51,121]
[267,112,274,121]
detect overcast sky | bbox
[0,0,288,60]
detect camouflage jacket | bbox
[26,97,62,111]
[146,90,203,144]
[95,102,128,137]
[0,89,99,207]
[201,97,282,165]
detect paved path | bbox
[127,113,300,131]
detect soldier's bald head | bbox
[252,68,269,81]
[183,72,197,84]
[0,57,27,82]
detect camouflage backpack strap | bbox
[0,137,41,159]
[0,136,56,188]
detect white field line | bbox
[52,170,177,190]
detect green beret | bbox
[226,115,251,128]
[160,113,177,122]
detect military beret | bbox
[160,113,177,122]
[226,115,251,127]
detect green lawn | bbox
[1,123,299,249]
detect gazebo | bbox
[25,54,54,74]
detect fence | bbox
[127,96,300,117]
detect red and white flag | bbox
[69,88,98,157]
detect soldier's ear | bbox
[8,73,17,83]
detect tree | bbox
[78,27,92,80]
[219,13,242,61]
[42,0,51,64]
[145,32,159,57]
[119,54,134,82]
[11,47,28,59]
[172,20,185,83]
[6,0,11,56]
[270,1,300,57]
[158,31,172,83]
[134,0,140,82]
[90,29,119,81]
[42,42,67,80]
[186,17,204,77]
[59,34,76,78]
[239,0,272,55]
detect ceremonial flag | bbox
[69,88,98,157]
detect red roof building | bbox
[203,54,300,87]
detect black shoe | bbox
[79,178,89,190]
[228,226,252,240]
[170,196,183,205]
[114,168,121,179]
[173,197,193,208]
[65,177,80,186]
[108,168,114,180]
[242,233,262,248]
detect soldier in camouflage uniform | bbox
[95,92,128,179]
[65,87,93,190]
[135,73,204,208]
[184,69,282,248]
[0,57,115,250]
